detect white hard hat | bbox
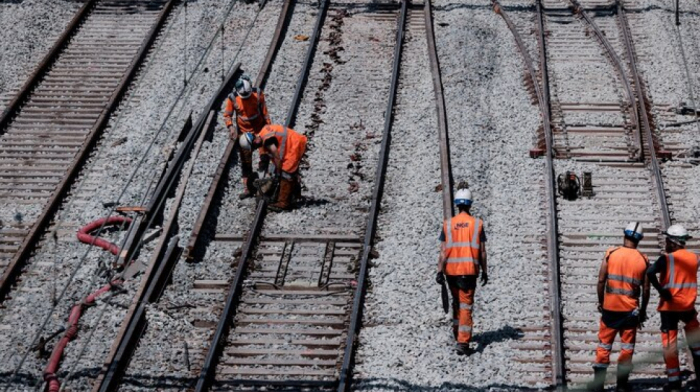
[239,133,254,150]
[664,224,692,243]
[623,222,643,242]
[454,189,472,206]
[235,78,253,99]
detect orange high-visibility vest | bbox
[443,213,482,276]
[659,249,699,311]
[259,125,307,174]
[602,247,648,312]
[223,88,269,133]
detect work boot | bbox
[268,178,293,212]
[587,367,607,392]
[616,365,632,392]
[455,343,472,356]
[238,178,256,200]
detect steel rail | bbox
[494,1,565,388]
[193,0,330,389]
[0,0,96,133]
[337,0,407,390]
[569,0,644,161]
[185,0,295,261]
[91,70,240,390]
[425,0,453,218]
[0,0,175,304]
[535,1,565,388]
[617,1,671,228]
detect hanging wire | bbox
[184,0,188,86]
[2,0,271,388]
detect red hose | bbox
[76,216,132,255]
[43,280,122,392]
[43,216,133,391]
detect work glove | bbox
[480,271,488,286]
[659,288,673,301]
[638,309,647,328]
[229,126,237,141]
[597,303,603,314]
[435,272,445,285]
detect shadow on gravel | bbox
[471,324,523,353]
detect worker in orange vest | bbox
[436,188,487,356]
[223,75,271,199]
[588,222,649,392]
[239,124,307,211]
[647,224,700,392]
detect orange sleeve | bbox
[223,97,234,127]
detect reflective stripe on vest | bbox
[608,274,642,285]
[663,253,699,289]
[261,126,289,163]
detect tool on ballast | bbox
[557,171,581,201]
[582,171,595,197]
[436,272,449,314]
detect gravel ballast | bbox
[353,1,548,390]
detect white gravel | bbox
[353,1,548,390]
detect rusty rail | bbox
[185,0,295,261]
[0,0,96,133]
[0,0,175,304]
[193,0,331,390]
[337,0,407,390]
[617,1,671,228]
[493,0,565,388]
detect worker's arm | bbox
[640,266,650,326]
[436,225,446,285]
[479,242,488,286]
[596,257,608,313]
[647,255,671,300]
[266,143,282,174]
[223,98,237,139]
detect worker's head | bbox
[454,188,472,213]
[235,76,253,99]
[664,224,691,252]
[623,222,643,248]
[238,132,260,150]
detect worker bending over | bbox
[647,224,700,392]
[223,75,270,199]
[436,189,487,356]
[589,222,649,392]
[239,124,307,211]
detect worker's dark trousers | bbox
[447,276,476,344]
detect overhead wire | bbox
[1,0,265,388]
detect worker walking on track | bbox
[239,124,307,212]
[647,224,700,392]
[589,222,650,392]
[223,75,271,199]
[436,189,487,356]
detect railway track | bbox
[496,0,700,389]
[0,0,173,303]
[89,0,405,389]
